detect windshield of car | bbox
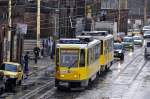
[147,42,150,47]
[143,26,150,30]
[144,31,150,35]
[133,29,140,32]
[133,37,142,40]
[144,31,150,34]
[123,37,133,42]
[60,49,79,67]
[114,44,123,49]
[0,64,17,72]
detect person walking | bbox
[24,52,29,78]
[48,37,52,56]
[33,46,40,64]
[51,39,55,59]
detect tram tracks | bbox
[113,55,148,85]
[19,79,55,99]
[113,53,143,81]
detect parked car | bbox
[142,26,150,32]
[144,31,150,39]
[144,41,150,59]
[0,71,5,94]
[122,36,134,51]
[0,62,23,89]
[133,36,143,46]
[114,43,125,60]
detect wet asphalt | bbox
[1,45,150,99]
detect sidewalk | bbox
[28,56,55,76]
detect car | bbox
[144,41,150,59]
[122,36,134,51]
[133,36,143,46]
[127,29,133,36]
[142,26,150,32]
[0,62,23,88]
[143,31,150,39]
[0,71,5,94]
[114,43,125,60]
[132,29,141,36]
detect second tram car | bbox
[79,31,114,72]
[55,38,101,89]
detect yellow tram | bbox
[79,31,114,72]
[55,38,101,89]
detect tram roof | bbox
[77,35,113,40]
[81,31,113,40]
[82,31,108,35]
[57,38,100,49]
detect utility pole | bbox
[85,0,87,17]
[37,0,40,47]
[118,0,121,32]
[125,0,128,9]
[144,0,147,25]
[7,0,12,62]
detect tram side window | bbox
[88,48,93,65]
[101,40,103,55]
[111,38,114,51]
[56,48,59,66]
[108,39,110,52]
[80,49,85,67]
[95,44,100,59]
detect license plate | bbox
[59,82,68,86]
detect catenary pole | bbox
[7,0,12,62]
[37,0,40,47]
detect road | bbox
[1,45,150,99]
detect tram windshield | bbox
[60,49,79,67]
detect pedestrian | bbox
[42,39,45,49]
[33,46,40,64]
[47,37,52,56]
[24,52,29,78]
[51,39,55,59]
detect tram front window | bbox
[60,49,79,67]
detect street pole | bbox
[125,0,128,9]
[85,0,86,17]
[37,0,40,48]
[7,0,12,62]
[54,13,57,37]
[58,0,60,38]
[144,0,147,25]
[118,0,121,32]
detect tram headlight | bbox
[73,75,77,78]
[60,74,65,77]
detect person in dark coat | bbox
[51,40,55,59]
[24,52,29,77]
[33,47,40,64]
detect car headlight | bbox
[10,75,16,78]
[129,44,132,46]
[118,51,122,53]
